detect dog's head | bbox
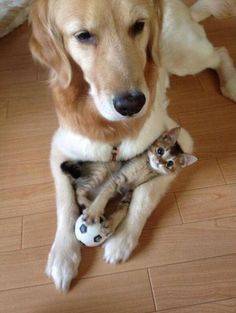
[30,0,162,139]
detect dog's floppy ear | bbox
[148,0,163,65]
[29,0,72,88]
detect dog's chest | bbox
[53,100,166,162]
[53,122,163,162]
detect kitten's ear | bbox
[163,127,181,144]
[179,154,198,168]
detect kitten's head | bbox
[148,127,198,175]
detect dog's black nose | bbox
[113,90,146,117]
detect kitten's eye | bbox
[157,147,165,156]
[74,31,95,44]
[167,160,174,168]
[130,20,145,36]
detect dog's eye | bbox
[74,31,95,44]
[131,20,145,36]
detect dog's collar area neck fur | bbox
[111,145,119,161]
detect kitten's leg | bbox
[102,192,132,235]
[83,173,127,224]
[76,190,92,210]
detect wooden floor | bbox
[1,13,236,313]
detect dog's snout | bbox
[113,90,146,117]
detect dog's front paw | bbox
[46,235,81,292]
[103,226,138,264]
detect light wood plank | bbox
[3,217,236,290]
[0,246,50,291]
[0,183,55,219]
[8,95,53,118]
[178,106,236,159]
[0,270,155,313]
[0,156,52,190]
[145,193,182,229]
[203,16,236,33]
[168,74,202,97]
[0,80,51,99]
[0,111,57,142]
[171,159,225,192]
[0,58,37,87]
[0,98,8,122]
[168,91,231,117]
[0,23,30,56]
[0,55,35,72]
[160,298,236,313]
[218,157,236,184]
[176,184,236,223]
[23,212,56,249]
[149,254,236,311]
[0,217,21,252]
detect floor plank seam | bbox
[173,193,184,224]
[157,296,236,312]
[147,268,158,312]
[216,158,228,185]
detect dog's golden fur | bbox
[29,0,236,292]
[30,0,161,142]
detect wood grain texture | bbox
[145,193,182,229]
[149,254,236,311]
[178,106,236,159]
[0,183,55,219]
[0,217,22,252]
[176,184,236,223]
[171,159,225,192]
[159,298,236,313]
[0,270,155,313]
[0,98,8,122]
[22,212,56,249]
[218,157,236,184]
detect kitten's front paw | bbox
[103,226,138,264]
[46,235,81,292]
[82,208,102,224]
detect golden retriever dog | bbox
[29,0,236,291]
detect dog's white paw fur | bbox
[103,226,138,264]
[46,234,81,292]
[221,77,236,103]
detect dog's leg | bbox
[214,47,236,102]
[162,0,236,103]
[103,174,176,263]
[190,0,236,22]
[46,145,81,292]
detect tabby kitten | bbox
[61,127,197,232]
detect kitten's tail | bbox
[61,161,82,179]
[190,0,236,22]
